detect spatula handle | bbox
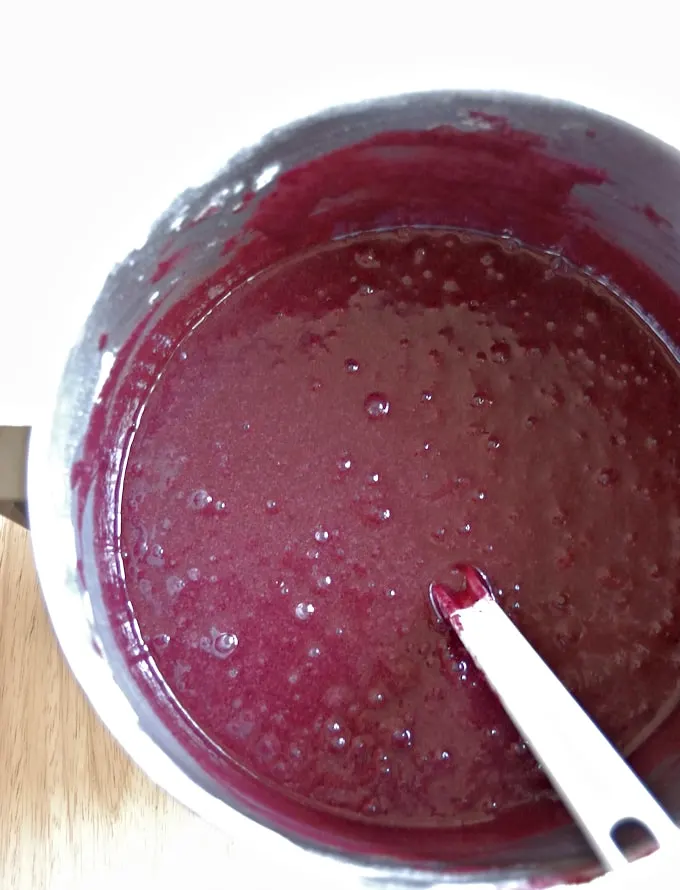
[443,593,679,870]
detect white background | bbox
[1,0,679,425]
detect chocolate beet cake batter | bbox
[118,225,680,830]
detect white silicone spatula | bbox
[430,565,679,871]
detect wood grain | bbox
[0,517,244,890]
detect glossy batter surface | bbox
[120,227,680,827]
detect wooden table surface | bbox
[0,517,248,890]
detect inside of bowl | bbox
[64,92,680,883]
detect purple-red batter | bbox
[119,225,680,831]
[432,564,494,616]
